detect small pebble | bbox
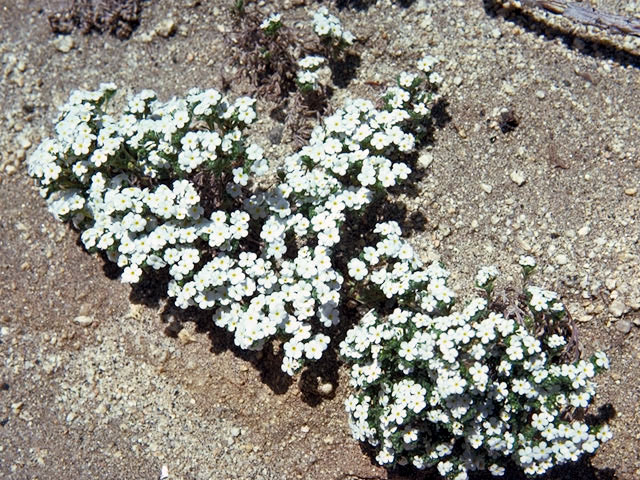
[230,427,241,437]
[73,315,94,326]
[510,171,526,186]
[624,187,637,196]
[53,35,75,53]
[155,18,177,38]
[577,225,591,237]
[418,151,433,169]
[535,90,546,99]
[609,299,628,318]
[616,319,632,334]
[316,381,334,397]
[480,183,493,194]
[556,254,569,266]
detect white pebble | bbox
[73,315,94,326]
[510,171,526,186]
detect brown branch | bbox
[519,0,640,37]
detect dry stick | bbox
[520,0,640,37]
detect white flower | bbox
[348,258,368,281]
[121,264,142,283]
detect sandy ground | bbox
[0,1,639,479]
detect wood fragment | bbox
[520,0,640,37]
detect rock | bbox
[155,18,177,38]
[577,225,591,237]
[556,254,569,266]
[73,315,94,326]
[480,183,493,194]
[268,125,284,145]
[624,187,637,196]
[609,299,628,318]
[53,36,75,53]
[17,136,32,150]
[316,381,334,397]
[535,90,546,99]
[510,171,526,186]
[418,151,433,169]
[616,319,632,334]
[138,32,154,43]
[230,427,241,438]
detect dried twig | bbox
[518,0,640,37]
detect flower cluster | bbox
[340,250,611,479]
[259,12,282,36]
[312,6,355,49]
[27,84,266,287]
[188,60,438,375]
[519,254,537,277]
[27,45,612,477]
[28,58,442,376]
[296,55,327,93]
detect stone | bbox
[616,319,632,334]
[316,381,334,397]
[510,171,526,186]
[155,19,177,38]
[624,187,637,196]
[535,90,546,99]
[577,225,591,237]
[53,35,75,53]
[480,183,493,194]
[73,315,94,326]
[138,32,154,43]
[418,151,433,169]
[556,254,569,265]
[609,299,628,318]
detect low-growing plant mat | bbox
[1,0,639,479]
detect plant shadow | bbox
[356,449,618,480]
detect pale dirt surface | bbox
[0,1,639,479]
